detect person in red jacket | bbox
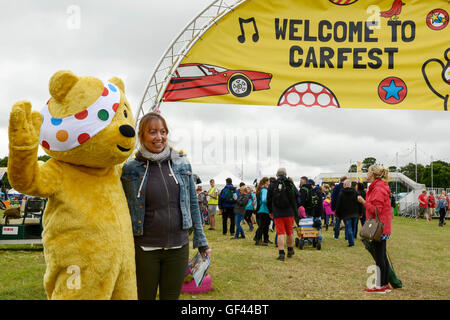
[417,189,429,221]
[357,165,393,294]
[428,191,436,221]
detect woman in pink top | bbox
[358,165,393,294]
[322,194,335,231]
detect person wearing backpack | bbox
[218,178,237,235]
[299,176,313,218]
[310,180,324,219]
[232,186,251,239]
[267,168,298,261]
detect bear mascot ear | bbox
[49,70,79,102]
[108,77,125,93]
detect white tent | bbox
[7,188,22,195]
[198,170,254,192]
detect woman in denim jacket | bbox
[121,112,211,300]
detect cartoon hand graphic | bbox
[422,48,450,111]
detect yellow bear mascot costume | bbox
[8,70,137,300]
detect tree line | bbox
[348,157,449,189]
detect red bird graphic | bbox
[380,0,406,20]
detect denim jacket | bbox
[121,148,208,249]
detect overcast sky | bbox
[1,0,449,184]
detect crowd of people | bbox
[417,189,449,227]
[198,175,374,249]
[196,165,424,293]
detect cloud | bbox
[0,0,449,184]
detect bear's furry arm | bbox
[8,152,62,198]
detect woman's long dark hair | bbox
[256,177,269,195]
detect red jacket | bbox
[418,193,428,207]
[428,196,436,208]
[364,179,393,235]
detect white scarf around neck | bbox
[138,144,171,162]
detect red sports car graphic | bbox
[163,63,272,101]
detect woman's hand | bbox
[200,247,212,261]
[357,196,365,204]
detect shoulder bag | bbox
[360,205,384,241]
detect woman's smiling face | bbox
[142,119,167,154]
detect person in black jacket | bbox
[267,168,298,261]
[218,178,237,235]
[311,181,324,219]
[331,176,347,240]
[299,176,313,218]
[335,179,360,247]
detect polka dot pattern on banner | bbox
[278,82,340,108]
[39,81,121,152]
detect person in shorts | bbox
[267,168,298,261]
[417,189,428,220]
[207,179,219,230]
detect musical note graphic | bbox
[237,17,259,43]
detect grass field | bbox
[1,216,449,300]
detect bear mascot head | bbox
[40,70,136,166]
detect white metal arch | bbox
[136,0,247,126]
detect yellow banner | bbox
[163,0,449,111]
[357,161,363,182]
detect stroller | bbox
[295,217,322,250]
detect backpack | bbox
[234,194,250,215]
[222,187,236,205]
[236,194,250,207]
[273,179,291,209]
[301,186,312,209]
[310,189,321,209]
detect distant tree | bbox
[400,162,425,183]
[348,164,357,173]
[388,166,398,172]
[0,156,7,167]
[362,157,377,172]
[421,161,450,188]
[1,174,10,190]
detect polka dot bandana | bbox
[39,82,121,151]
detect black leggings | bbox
[135,244,189,300]
[373,240,389,287]
[439,208,447,224]
[255,213,270,242]
[244,210,254,226]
